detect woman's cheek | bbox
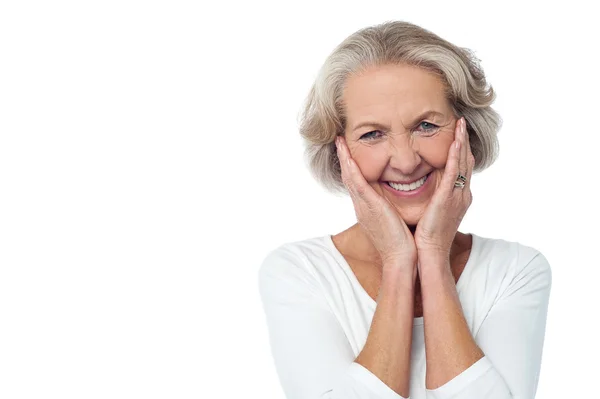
[353,147,387,182]
[419,137,453,169]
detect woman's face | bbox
[342,63,459,227]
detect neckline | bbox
[324,233,479,327]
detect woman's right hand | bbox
[335,136,417,269]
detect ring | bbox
[454,173,467,189]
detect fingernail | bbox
[455,140,461,149]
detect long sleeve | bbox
[258,246,408,399]
[425,251,552,399]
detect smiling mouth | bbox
[385,172,431,192]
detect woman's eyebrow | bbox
[351,110,445,132]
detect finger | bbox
[459,118,468,178]
[440,133,462,195]
[336,137,360,205]
[463,119,475,191]
[336,136,378,202]
[336,137,364,211]
[336,136,351,187]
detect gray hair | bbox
[299,20,502,194]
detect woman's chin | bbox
[393,207,423,227]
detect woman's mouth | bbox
[383,172,432,197]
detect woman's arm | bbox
[258,246,416,399]
[419,255,485,389]
[356,261,417,398]
[419,251,552,399]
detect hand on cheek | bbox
[414,117,474,265]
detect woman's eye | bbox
[416,121,440,135]
[358,123,438,140]
[359,130,382,140]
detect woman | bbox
[258,21,551,399]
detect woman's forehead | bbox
[343,70,451,130]
[345,65,448,105]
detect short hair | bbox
[298,20,502,194]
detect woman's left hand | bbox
[414,117,474,265]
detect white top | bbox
[257,233,552,399]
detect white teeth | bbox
[388,174,428,192]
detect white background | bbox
[0,1,598,398]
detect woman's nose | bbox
[387,135,421,174]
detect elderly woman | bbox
[258,21,551,399]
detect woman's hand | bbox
[336,136,417,268]
[414,117,474,265]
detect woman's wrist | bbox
[417,250,450,269]
[382,259,417,288]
